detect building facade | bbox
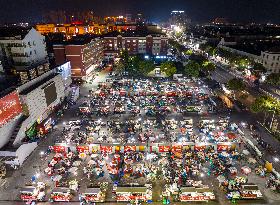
[0,28,48,72]
[261,50,280,73]
[104,34,168,56]
[0,62,72,149]
[53,38,104,80]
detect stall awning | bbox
[116,187,147,193]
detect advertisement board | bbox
[57,61,71,80]
[0,91,22,127]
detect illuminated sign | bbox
[0,91,22,127]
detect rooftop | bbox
[19,72,58,95]
[0,74,19,98]
[103,30,165,37]
[228,39,280,56]
[0,26,31,40]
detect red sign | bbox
[124,145,136,152]
[76,146,89,153]
[159,145,171,152]
[53,146,66,153]
[20,194,36,201]
[52,195,70,201]
[100,145,113,153]
[172,145,182,153]
[0,92,22,127]
[217,144,229,152]
[194,145,206,151]
[180,195,212,201]
[116,195,146,201]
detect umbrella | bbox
[73,161,82,167]
[69,167,78,174]
[242,150,250,155]
[248,158,257,164]
[241,166,251,175]
[217,175,226,183]
[53,175,62,181]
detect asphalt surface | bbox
[0,70,280,205]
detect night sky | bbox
[0,0,280,24]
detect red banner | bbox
[76,146,89,153]
[124,145,136,152]
[180,195,211,201]
[52,195,70,201]
[85,195,99,202]
[194,145,206,151]
[217,144,229,152]
[116,195,146,201]
[20,194,36,201]
[0,91,22,127]
[100,145,113,153]
[159,145,171,152]
[53,146,66,153]
[172,145,182,153]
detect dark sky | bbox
[0,0,280,24]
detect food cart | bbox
[20,182,46,202]
[239,184,263,199]
[179,187,215,202]
[115,186,152,202]
[50,187,73,202]
[20,187,37,201]
[80,188,105,203]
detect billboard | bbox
[57,61,71,80]
[0,91,22,127]
[43,82,57,106]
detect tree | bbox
[251,95,280,123]
[184,49,193,55]
[184,60,200,78]
[227,78,246,91]
[202,60,216,73]
[119,50,130,69]
[265,73,280,86]
[252,62,266,73]
[115,61,125,72]
[160,61,177,77]
[138,60,155,75]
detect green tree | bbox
[202,60,216,73]
[184,49,193,55]
[160,61,177,77]
[265,73,280,86]
[227,78,246,91]
[115,61,125,72]
[184,60,200,78]
[119,50,130,69]
[251,95,280,123]
[138,60,155,75]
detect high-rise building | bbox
[169,10,191,27]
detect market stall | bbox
[50,187,73,202]
[115,185,152,202]
[179,187,215,202]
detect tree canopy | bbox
[184,60,200,78]
[265,73,280,86]
[227,78,246,91]
[160,61,177,77]
[251,95,280,115]
[202,60,216,73]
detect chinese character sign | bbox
[0,92,22,127]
